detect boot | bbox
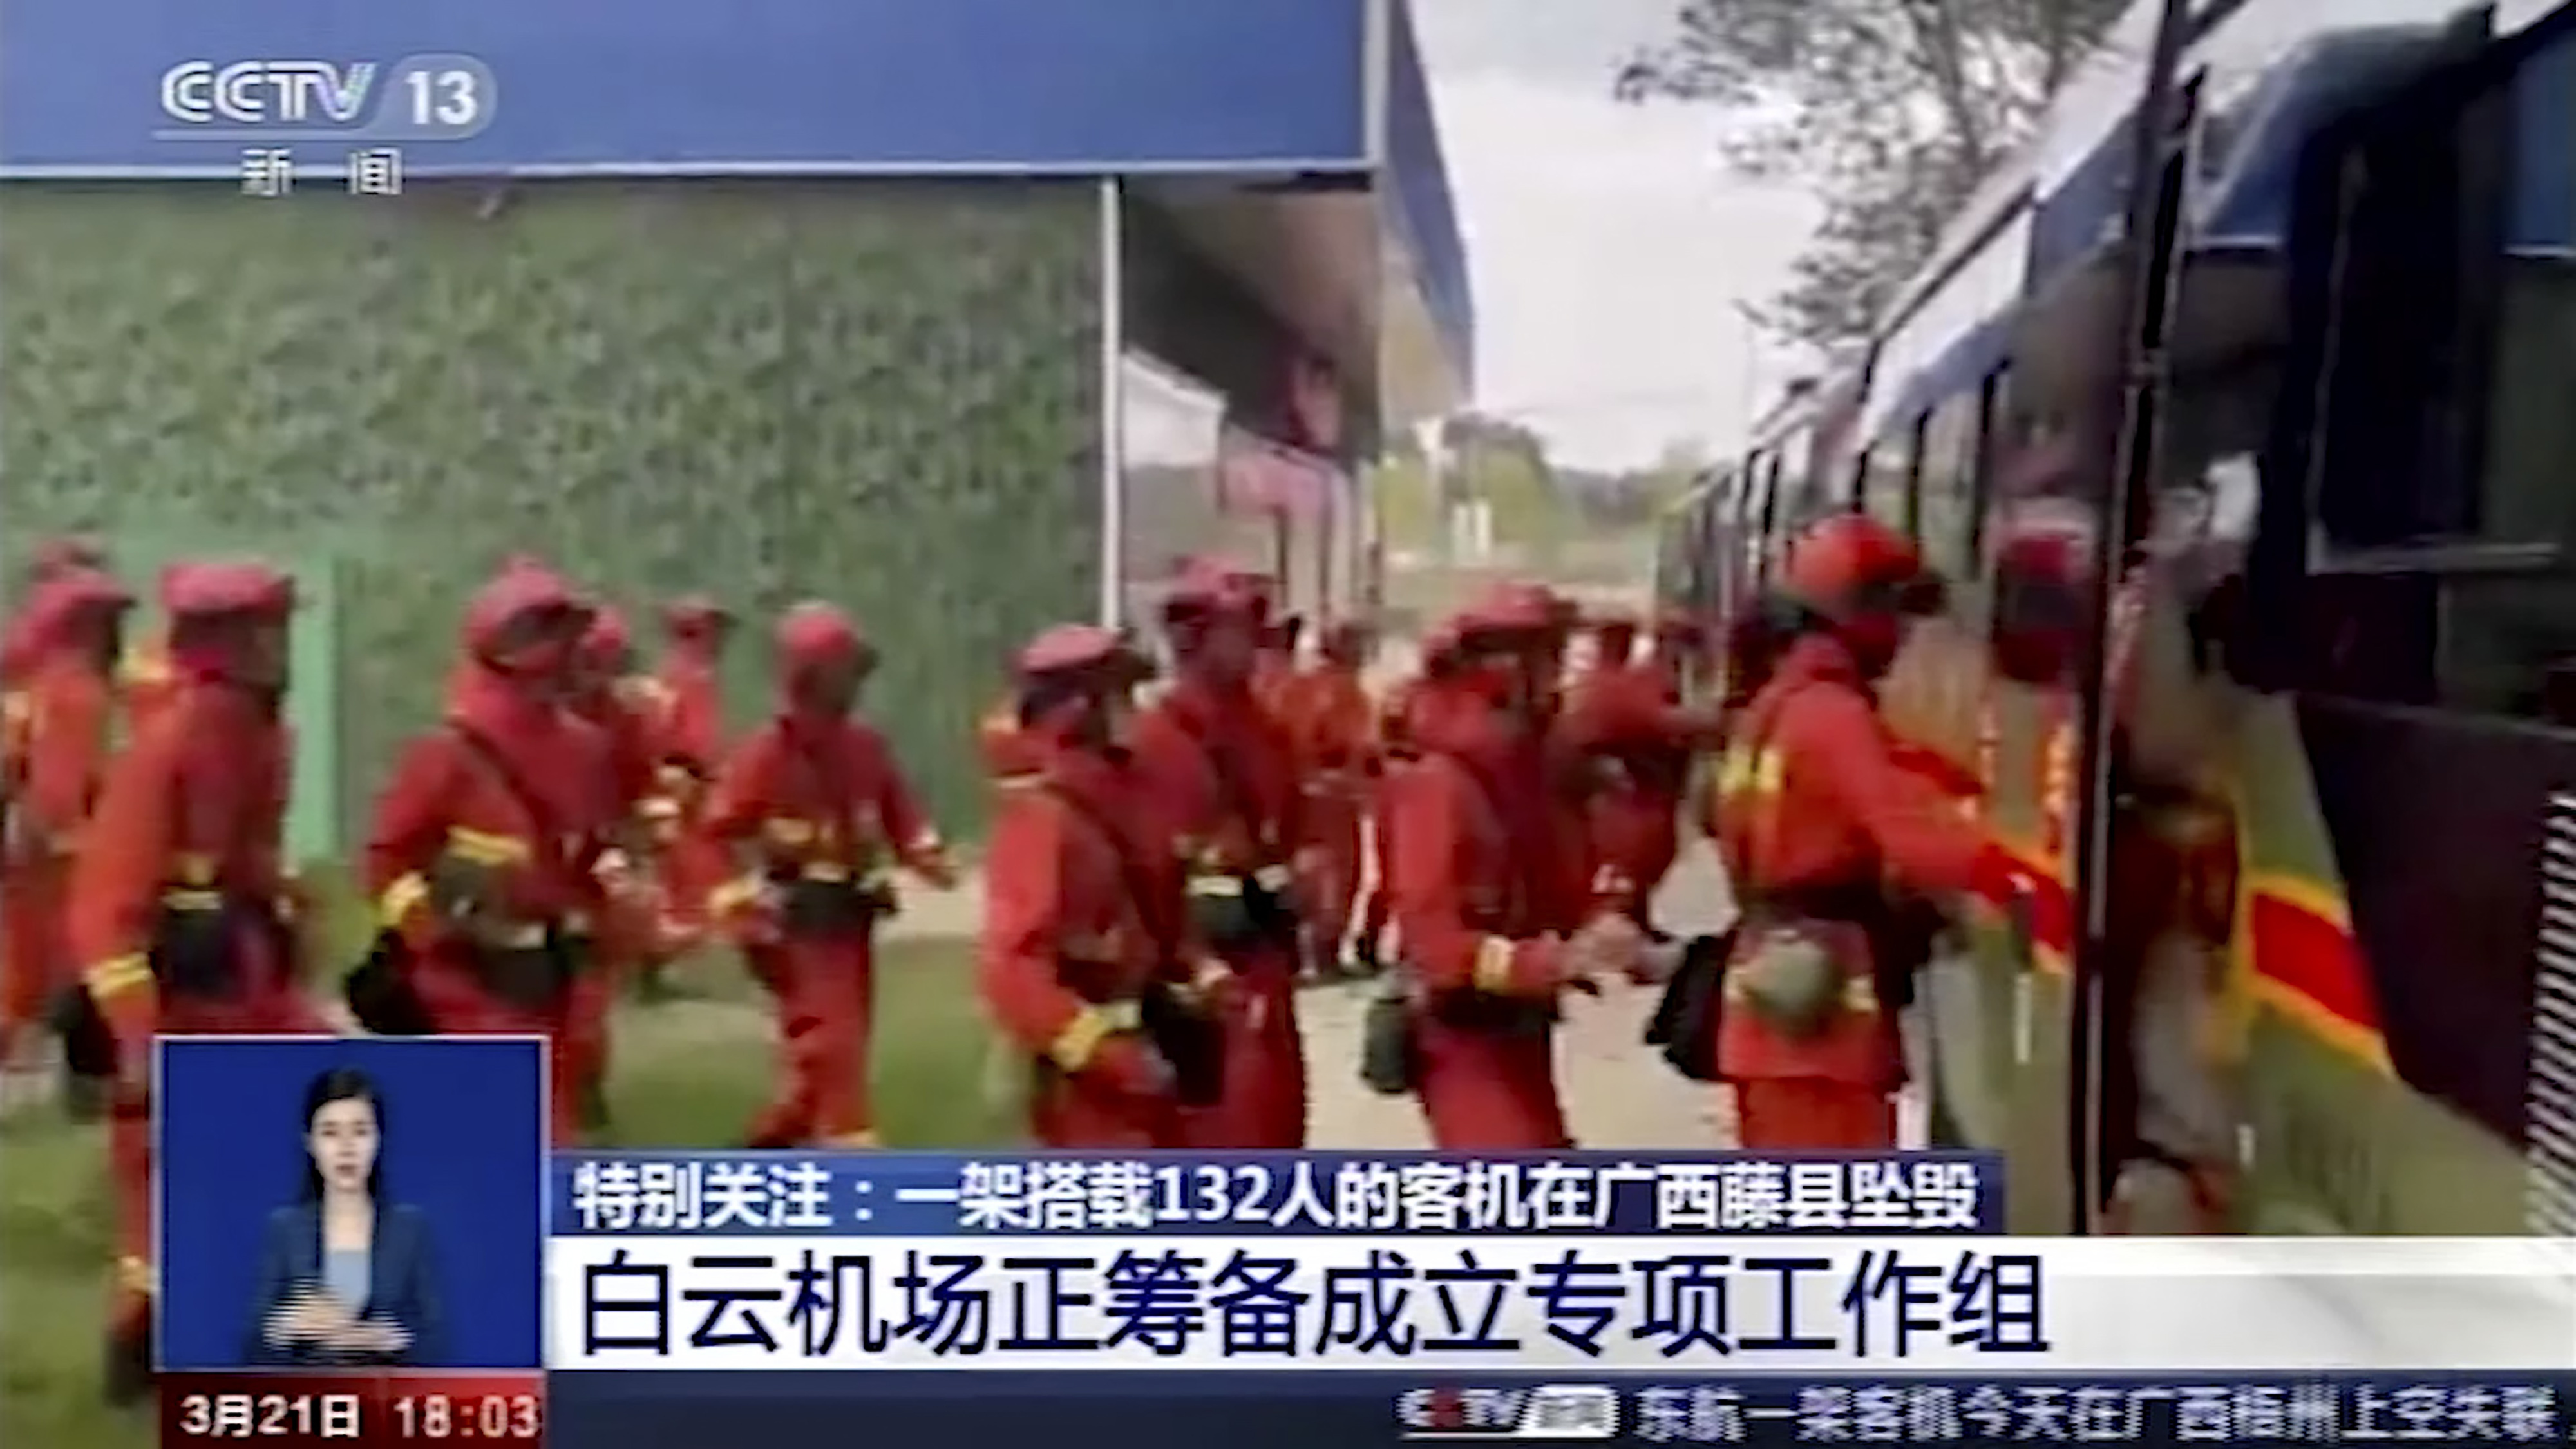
[632,960,677,1004]
[578,1076,612,1134]
[62,1072,109,1123]
[103,1312,153,1408]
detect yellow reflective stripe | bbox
[1046,1000,1142,1073]
[1715,744,1785,799]
[1252,864,1293,893]
[1187,875,1242,898]
[1472,936,1519,994]
[84,954,153,1001]
[161,889,222,911]
[378,871,430,928]
[445,827,527,864]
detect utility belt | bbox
[767,858,895,937]
[151,885,291,999]
[1725,878,1942,1038]
[1185,862,1298,950]
[468,926,587,1012]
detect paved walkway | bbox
[879,842,1743,1148]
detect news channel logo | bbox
[155,55,497,142]
[1398,1385,1621,1441]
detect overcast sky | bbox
[1412,0,1821,470]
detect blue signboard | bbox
[2,0,1372,176]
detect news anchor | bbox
[246,1066,446,1366]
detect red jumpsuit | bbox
[561,660,667,1110]
[1354,672,1433,959]
[1713,633,2011,1147]
[2,581,120,1050]
[649,619,732,939]
[1130,677,1308,1149]
[72,605,325,1360]
[980,736,1188,1148]
[1561,652,1707,929]
[703,699,947,1148]
[367,662,620,1146]
[1282,652,1374,958]
[1382,678,1579,1149]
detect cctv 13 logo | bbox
[156,55,495,140]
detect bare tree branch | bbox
[1619,0,2130,352]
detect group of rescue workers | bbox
[0,506,2024,1404]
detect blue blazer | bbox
[246,1202,446,1367]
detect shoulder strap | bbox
[1159,703,1270,853]
[1037,776,1171,953]
[446,723,576,870]
[1719,676,1834,893]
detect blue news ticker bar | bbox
[549,1151,2003,1237]
[546,1372,2574,1449]
[2,0,1370,175]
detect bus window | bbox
[1860,431,1917,537]
[1917,389,1984,610]
[2308,30,2576,724]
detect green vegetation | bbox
[0,937,1003,1449]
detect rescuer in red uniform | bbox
[1,566,129,1075]
[701,603,955,1148]
[1349,623,1460,974]
[1712,515,2024,1149]
[560,606,670,1130]
[1381,587,1646,1148]
[644,596,734,973]
[1129,563,1310,1148]
[1283,618,1375,977]
[365,564,632,1146]
[70,561,323,1403]
[978,623,1220,1148]
[1,537,108,690]
[1561,609,1716,938]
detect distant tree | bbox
[1618,0,2128,349]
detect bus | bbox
[1652,368,1867,666]
[1667,0,2576,1236]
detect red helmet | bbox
[1452,583,1555,649]
[775,601,875,676]
[661,595,734,639]
[462,563,591,675]
[1777,514,1929,619]
[166,561,292,621]
[1016,623,1152,688]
